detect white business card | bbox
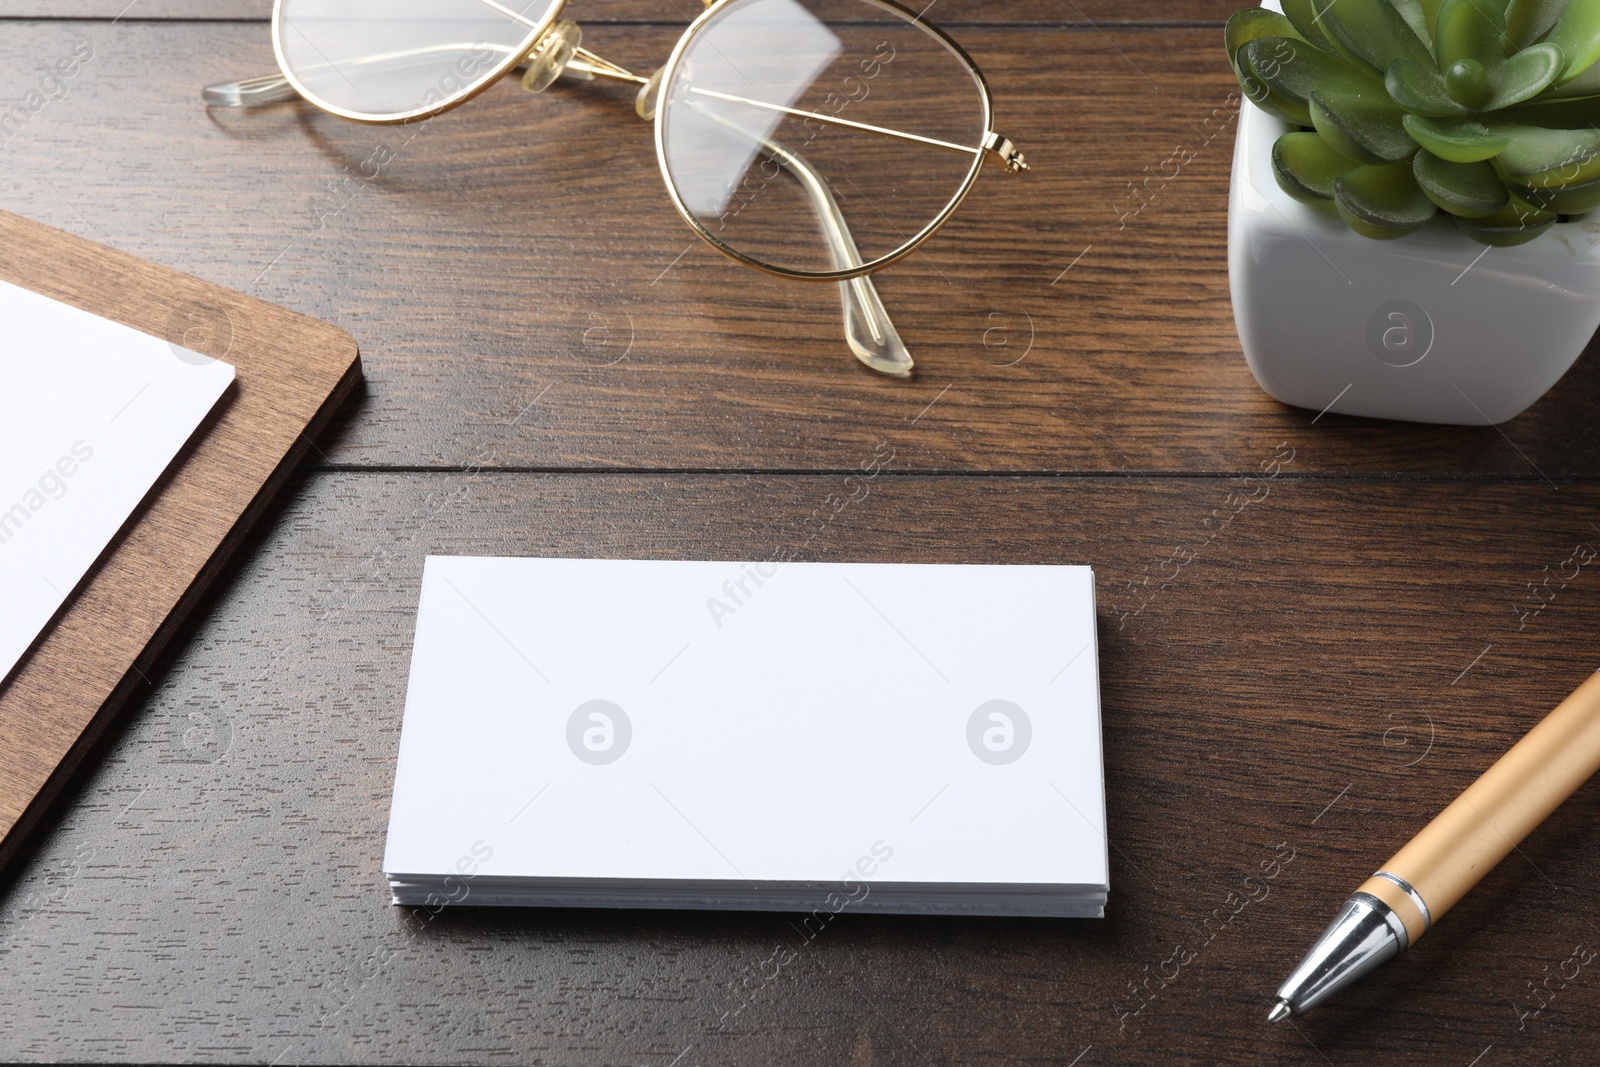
[0,279,235,683]
[384,556,1107,913]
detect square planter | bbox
[1228,97,1600,425]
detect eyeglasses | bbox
[204,0,1027,377]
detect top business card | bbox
[383,556,1107,916]
[0,278,234,684]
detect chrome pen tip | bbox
[1267,1000,1292,1024]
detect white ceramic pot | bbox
[1227,99,1600,425]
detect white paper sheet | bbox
[0,279,235,682]
[384,557,1107,906]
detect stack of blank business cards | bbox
[383,556,1108,917]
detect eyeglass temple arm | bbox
[687,87,1027,174]
[687,105,912,376]
[525,30,913,374]
[199,42,644,108]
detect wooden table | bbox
[3,2,1599,1063]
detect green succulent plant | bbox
[1225,0,1600,245]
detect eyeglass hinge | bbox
[982,131,1028,175]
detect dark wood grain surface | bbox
[3,4,1600,1065]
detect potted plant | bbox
[1224,0,1600,424]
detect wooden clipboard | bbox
[0,210,361,874]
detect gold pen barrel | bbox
[1360,670,1600,943]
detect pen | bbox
[1269,669,1600,1022]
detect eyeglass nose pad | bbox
[521,20,588,93]
[634,68,665,121]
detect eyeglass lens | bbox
[658,0,989,277]
[275,0,560,119]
